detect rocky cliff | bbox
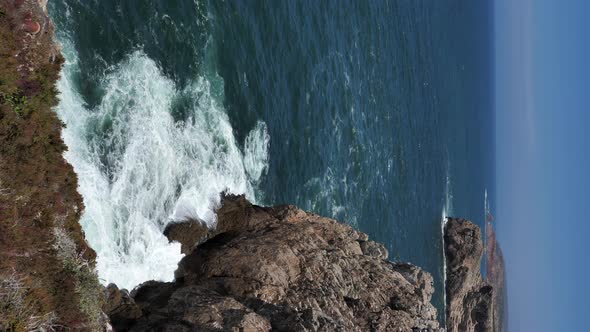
[444,218,494,332]
[106,194,443,331]
[1,2,503,331]
[485,221,507,332]
[0,1,104,330]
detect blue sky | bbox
[495,0,590,330]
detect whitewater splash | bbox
[55,39,269,289]
[441,163,453,328]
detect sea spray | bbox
[243,121,271,185]
[55,41,269,289]
[440,162,454,329]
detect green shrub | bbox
[0,92,28,117]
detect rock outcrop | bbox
[103,284,142,331]
[1,2,504,331]
[163,192,265,254]
[444,218,493,332]
[163,218,209,254]
[110,194,443,331]
[485,221,507,332]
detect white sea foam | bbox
[243,121,270,184]
[302,167,355,226]
[55,39,269,289]
[441,161,453,328]
[442,161,454,220]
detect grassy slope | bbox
[0,1,103,330]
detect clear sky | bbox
[495,0,590,330]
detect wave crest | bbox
[56,47,269,289]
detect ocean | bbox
[48,0,494,323]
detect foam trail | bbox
[243,121,270,184]
[440,161,453,328]
[55,38,269,289]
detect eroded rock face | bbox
[131,283,272,331]
[163,219,209,254]
[163,193,263,254]
[111,195,443,331]
[486,221,507,332]
[444,218,493,332]
[103,284,142,331]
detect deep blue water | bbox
[49,0,494,323]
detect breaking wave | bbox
[55,38,269,289]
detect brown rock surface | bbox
[163,218,209,254]
[485,221,507,332]
[111,195,443,331]
[103,284,142,331]
[163,192,263,254]
[444,218,493,332]
[131,283,272,332]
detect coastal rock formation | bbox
[103,284,142,331]
[163,218,209,254]
[444,218,493,332]
[1,2,502,331]
[485,221,507,332]
[110,194,443,331]
[163,192,263,254]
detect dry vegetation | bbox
[0,272,59,331]
[0,1,104,330]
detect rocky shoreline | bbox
[485,220,507,332]
[105,194,443,331]
[1,1,503,331]
[103,198,508,332]
[444,218,501,332]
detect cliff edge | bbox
[0,1,103,330]
[486,220,507,332]
[1,2,503,331]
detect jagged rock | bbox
[129,283,271,331]
[103,284,142,331]
[444,218,493,332]
[163,193,257,254]
[111,194,442,331]
[359,239,389,259]
[163,218,209,254]
[485,221,507,332]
